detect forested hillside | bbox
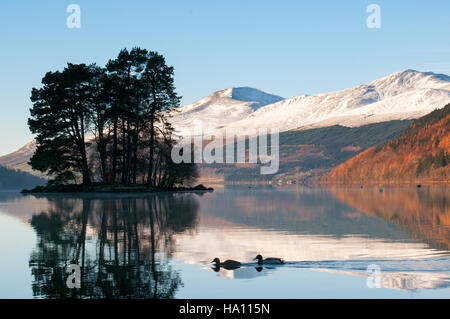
[203,120,412,183]
[0,165,46,190]
[325,104,450,184]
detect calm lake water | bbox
[0,186,449,299]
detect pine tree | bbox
[29,64,98,185]
[143,51,181,185]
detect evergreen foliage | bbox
[28,48,197,188]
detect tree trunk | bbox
[121,119,127,184]
[147,111,155,185]
[80,150,92,186]
[125,120,132,184]
[112,116,118,184]
[79,112,92,186]
[97,118,108,183]
[133,129,138,184]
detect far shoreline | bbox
[319,180,449,187]
[21,183,214,195]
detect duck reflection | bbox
[211,258,241,271]
[211,266,274,279]
[210,256,279,279]
[28,194,199,299]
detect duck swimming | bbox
[211,258,241,270]
[254,254,284,265]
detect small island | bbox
[22,183,214,194]
[25,48,211,193]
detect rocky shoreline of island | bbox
[21,183,214,194]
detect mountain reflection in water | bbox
[330,186,450,251]
[0,186,449,298]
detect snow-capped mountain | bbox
[0,141,35,167]
[169,87,284,135]
[1,70,449,173]
[225,70,450,131]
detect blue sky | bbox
[0,0,449,156]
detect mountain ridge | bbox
[226,69,450,131]
[2,70,449,177]
[170,87,284,135]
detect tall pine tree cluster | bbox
[28,48,198,187]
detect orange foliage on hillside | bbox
[324,104,450,184]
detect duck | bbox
[254,254,284,265]
[211,258,241,270]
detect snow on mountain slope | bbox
[3,70,450,173]
[226,70,450,131]
[0,141,35,167]
[0,87,283,170]
[169,87,284,135]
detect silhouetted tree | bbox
[28,48,196,188]
[29,64,100,185]
[143,52,181,185]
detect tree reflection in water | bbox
[28,194,199,298]
[330,186,450,250]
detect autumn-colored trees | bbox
[324,104,450,184]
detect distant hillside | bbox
[201,120,412,183]
[4,69,450,180]
[0,165,47,190]
[324,104,450,184]
[4,120,412,184]
[0,141,41,176]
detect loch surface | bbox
[0,186,449,298]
